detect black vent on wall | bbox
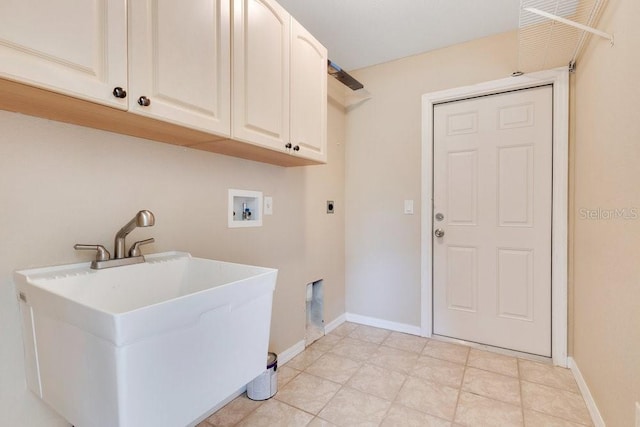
[327,60,364,91]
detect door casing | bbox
[420,68,569,367]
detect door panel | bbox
[447,150,478,225]
[0,0,127,108]
[290,18,327,162]
[497,248,533,320]
[128,0,231,134]
[433,86,553,357]
[446,246,477,312]
[232,0,290,150]
[498,145,534,226]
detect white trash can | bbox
[247,352,278,400]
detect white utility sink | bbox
[15,252,277,427]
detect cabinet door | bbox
[0,0,127,109]
[129,0,231,135]
[290,19,327,163]
[232,0,290,151]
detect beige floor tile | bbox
[396,376,459,421]
[203,325,592,427]
[348,324,392,344]
[462,367,521,405]
[519,359,580,393]
[347,363,407,401]
[467,349,519,377]
[236,399,314,427]
[422,340,469,364]
[305,353,361,384]
[278,365,302,388]
[524,409,592,426]
[286,347,325,371]
[205,394,262,426]
[412,355,465,388]
[380,403,451,427]
[328,322,358,337]
[521,381,592,425]
[382,332,429,354]
[275,372,341,415]
[309,334,343,353]
[368,345,419,374]
[308,417,338,426]
[329,337,379,362]
[454,392,523,427]
[318,386,391,426]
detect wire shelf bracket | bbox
[524,7,614,45]
[517,0,612,73]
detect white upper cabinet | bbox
[290,18,327,163]
[232,0,328,163]
[128,0,231,135]
[232,0,291,151]
[0,0,328,165]
[0,0,128,109]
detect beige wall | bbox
[572,0,640,425]
[0,78,345,425]
[345,32,519,326]
[345,4,640,425]
[4,6,638,424]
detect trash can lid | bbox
[267,352,277,368]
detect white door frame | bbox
[420,67,569,367]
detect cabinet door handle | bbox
[112,87,127,99]
[285,143,292,149]
[293,145,300,151]
[137,96,151,107]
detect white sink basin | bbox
[15,252,277,427]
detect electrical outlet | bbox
[326,200,335,214]
[635,401,640,427]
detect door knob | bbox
[112,87,127,99]
[137,96,151,107]
[434,228,445,238]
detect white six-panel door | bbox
[432,86,553,356]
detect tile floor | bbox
[197,323,592,427]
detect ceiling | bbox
[277,0,522,71]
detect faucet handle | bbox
[74,244,111,261]
[129,238,155,257]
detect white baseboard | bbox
[277,340,306,365]
[324,313,346,334]
[568,356,605,427]
[345,313,422,336]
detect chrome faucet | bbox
[74,210,156,269]
[114,210,155,259]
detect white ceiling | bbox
[277,0,522,71]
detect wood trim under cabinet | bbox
[0,78,321,167]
